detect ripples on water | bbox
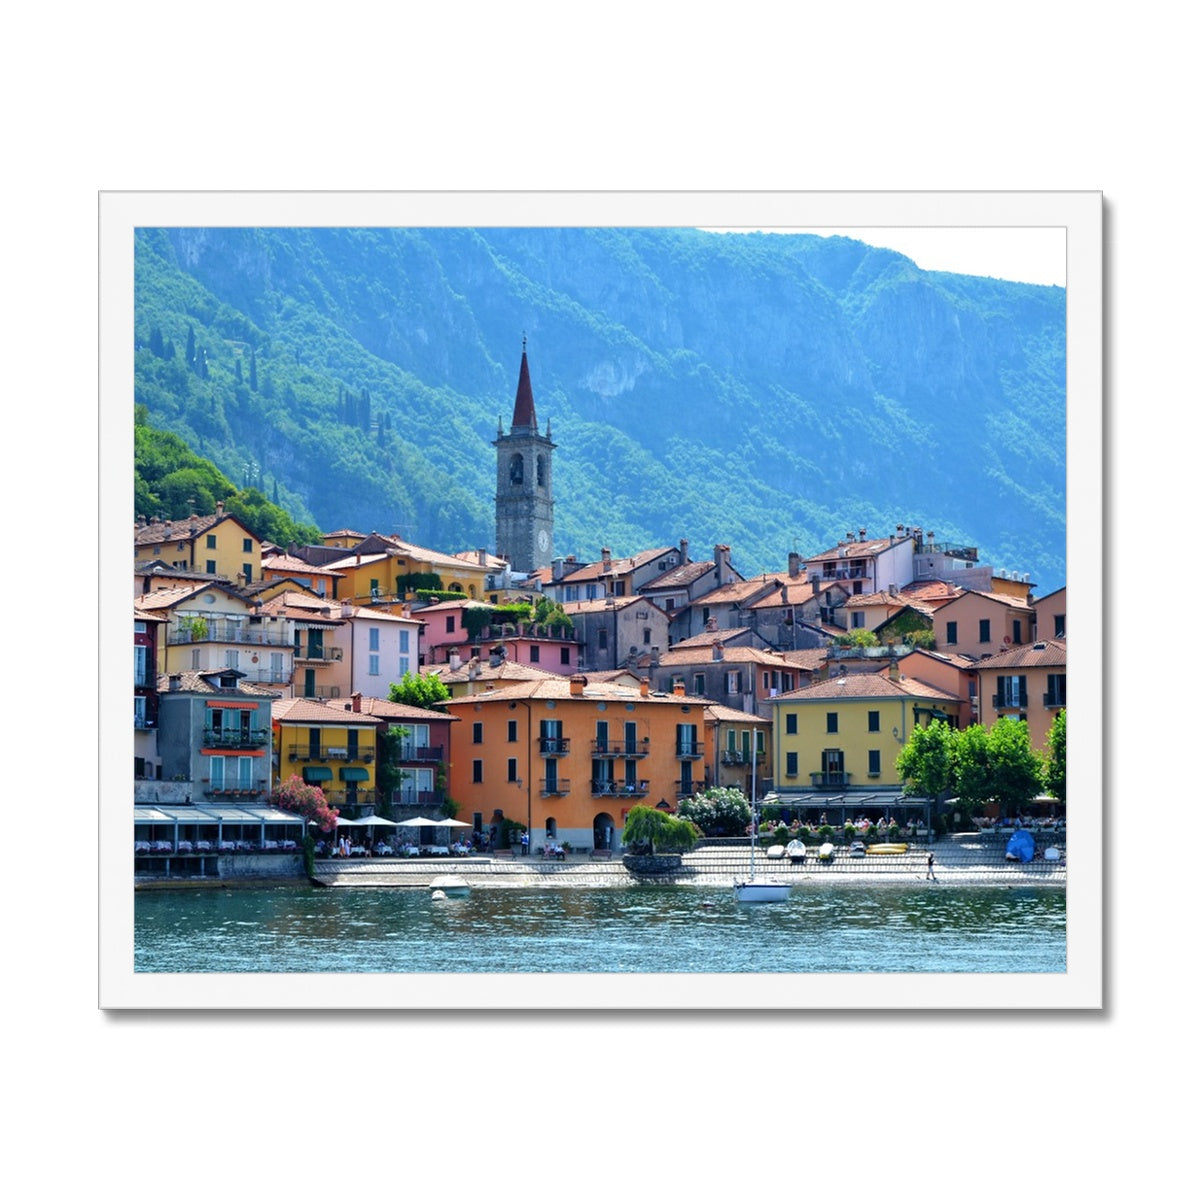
[134,884,1066,974]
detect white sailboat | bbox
[732,756,792,903]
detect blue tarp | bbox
[1006,829,1035,862]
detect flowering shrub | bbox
[677,787,751,835]
[273,774,339,833]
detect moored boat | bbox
[429,874,470,897]
[733,763,791,903]
[865,842,909,855]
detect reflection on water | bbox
[135,884,1066,974]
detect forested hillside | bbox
[133,227,1066,589]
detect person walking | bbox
[925,851,936,881]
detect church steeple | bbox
[493,337,556,573]
[511,333,537,432]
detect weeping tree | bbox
[621,805,699,855]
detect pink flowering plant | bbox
[273,774,339,833]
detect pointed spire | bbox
[511,336,537,431]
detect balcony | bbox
[1042,688,1066,709]
[202,728,271,749]
[203,784,268,798]
[288,749,374,763]
[294,645,343,663]
[538,737,571,756]
[675,740,705,760]
[168,621,293,647]
[809,771,852,789]
[397,744,444,762]
[621,739,650,758]
[590,740,619,757]
[540,777,571,797]
[992,692,1027,710]
[675,779,698,798]
[299,685,342,700]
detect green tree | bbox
[388,670,451,710]
[987,718,1044,815]
[621,805,699,855]
[953,723,992,811]
[1044,709,1066,802]
[895,719,956,798]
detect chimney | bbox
[640,677,650,697]
[713,642,724,661]
[477,548,488,566]
[570,674,587,697]
[650,648,660,668]
[552,557,565,581]
[788,551,801,578]
[168,674,181,692]
[858,527,867,541]
[888,659,900,682]
[714,544,730,584]
[601,548,612,572]
[351,692,362,712]
[489,644,505,667]
[468,655,480,681]
[449,649,462,671]
[215,501,224,518]
[706,617,718,632]
[680,538,689,562]
[673,681,685,696]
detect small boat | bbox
[865,842,909,855]
[1005,829,1035,863]
[429,874,470,897]
[733,768,791,903]
[817,842,835,862]
[786,839,807,863]
[849,839,866,857]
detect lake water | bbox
[134,883,1066,974]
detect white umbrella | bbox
[435,818,472,828]
[397,816,440,826]
[357,815,398,827]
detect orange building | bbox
[441,674,699,853]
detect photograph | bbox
[101,190,1101,1009]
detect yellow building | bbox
[322,533,491,605]
[272,696,382,817]
[440,674,699,852]
[770,667,960,818]
[134,501,263,586]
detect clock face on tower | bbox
[537,529,549,553]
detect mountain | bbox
[133,226,1066,590]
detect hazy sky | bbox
[706,226,1066,288]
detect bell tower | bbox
[494,338,555,572]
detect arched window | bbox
[509,453,524,484]
[536,454,546,487]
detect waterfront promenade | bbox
[310,832,1066,890]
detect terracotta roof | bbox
[653,645,791,667]
[440,676,694,707]
[689,576,776,605]
[941,587,1032,612]
[900,580,963,604]
[560,596,657,616]
[157,670,278,698]
[638,560,716,590]
[776,649,827,672]
[556,547,676,583]
[843,591,906,608]
[432,659,564,685]
[702,703,769,724]
[777,673,958,703]
[262,553,343,578]
[669,627,757,648]
[807,535,905,563]
[337,697,456,723]
[973,638,1066,669]
[256,592,344,623]
[749,579,815,609]
[134,581,245,611]
[271,697,382,725]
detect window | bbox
[225,649,239,669]
[472,760,483,783]
[398,656,410,676]
[595,720,609,752]
[399,630,410,653]
[693,674,706,696]
[786,713,797,735]
[309,728,322,758]
[979,618,991,643]
[368,654,380,676]
[676,723,698,755]
[507,758,518,782]
[946,621,957,645]
[868,710,880,733]
[786,752,798,776]
[206,560,217,574]
[996,674,1027,708]
[206,534,217,549]
[1044,674,1067,707]
[868,749,881,776]
[134,696,147,728]
[347,730,359,759]
[726,670,742,695]
[530,645,540,663]
[242,563,252,581]
[851,611,865,628]
[507,719,518,742]
[826,712,838,734]
[1012,619,1022,646]
[597,629,608,650]
[472,722,483,744]
[243,538,253,553]
[643,628,651,645]
[369,628,380,651]
[446,616,456,634]
[1053,614,1065,638]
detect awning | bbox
[303,766,333,782]
[339,767,370,781]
